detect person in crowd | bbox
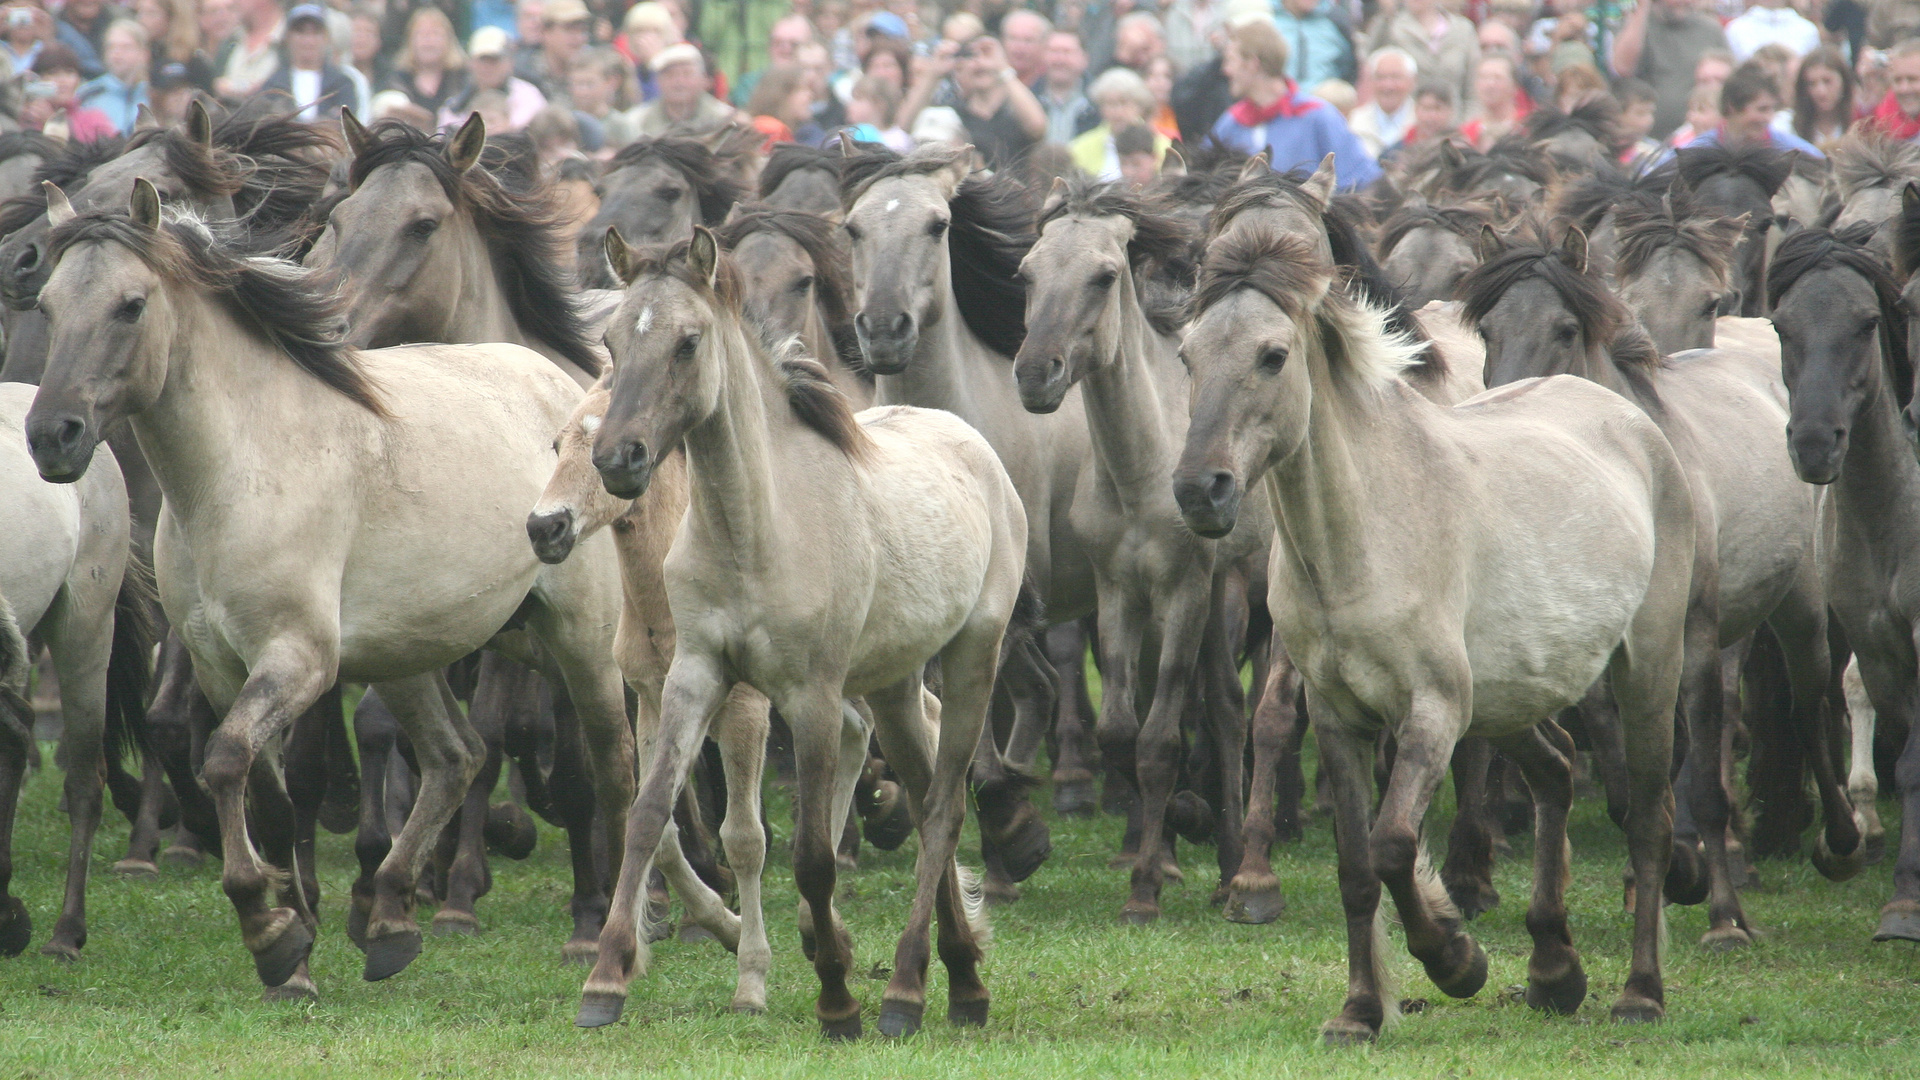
[1555,62,1609,111]
[1212,18,1380,188]
[797,40,842,129]
[22,42,116,140]
[1387,78,1457,158]
[1,4,49,73]
[1863,38,1920,140]
[1696,49,1737,94]
[149,58,195,122]
[902,32,1045,169]
[1001,7,1049,88]
[345,4,388,89]
[1612,0,1729,141]
[523,0,589,100]
[527,102,583,164]
[1792,45,1856,148]
[1658,60,1823,162]
[57,0,120,79]
[1114,122,1159,187]
[732,10,810,107]
[1165,0,1223,74]
[1275,0,1353,89]
[566,45,634,143]
[215,0,281,100]
[512,0,544,78]
[1111,10,1166,76]
[1072,66,1170,180]
[1616,77,1665,162]
[1860,46,1892,119]
[439,24,545,131]
[1143,54,1180,140]
[1726,0,1821,63]
[846,73,911,150]
[1369,0,1478,116]
[858,24,913,93]
[1313,78,1356,116]
[135,0,205,89]
[380,6,466,114]
[1475,19,1547,111]
[77,18,147,133]
[1460,51,1528,150]
[1747,43,1800,118]
[615,2,678,101]
[262,4,356,121]
[1349,46,1417,158]
[630,41,731,135]
[747,63,822,145]
[1036,28,1094,144]
[1530,0,1598,74]
[910,103,967,148]
[1668,82,1720,146]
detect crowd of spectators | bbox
[0,0,1915,185]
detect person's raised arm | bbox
[1612,0,1650,79]
[898,39,959,129]
[974,37,1047,137]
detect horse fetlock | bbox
[1699,923,1753,951]
[1809,817,1865,883]
[430,908,481,936]
[1424,933,1488,999]
[1322,996,1386,1046]
[947,992,989,1028]
[247,909,314,988]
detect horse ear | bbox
[1476,222,1504,263]
[446,112,486,173]
[1441,140,1466,171]
[688,224,720,289]
[837,129,858,156]
[1041,174,1070,218]
[1905,180,1920,222]
[42,181,74,227]
[603,227,637,286]
[1559,224,1589,274]
[1667,170,1694,206]
[932,148,972,198]
[1237,149,1271,182]
[129,177,161,231]
[1300,153,1337,208]
[133,103,161,133]
[186,99,213,148]
[341,106,373,160]
[1162,145,1186,176]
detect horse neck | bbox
[874,269,1005,422]
[1834,345,1920,517]
[438,212,528,348]
[1080,270,1177,501]
[681,319,786,571]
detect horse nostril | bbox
[1207,470,1236,509]
[891,312,912,336]
[1048,357,1065,381]
[854,311,870,335]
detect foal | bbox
[581,227,1027,1039]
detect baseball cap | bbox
[649,41,702,73]
[866,11,909,40]
[543,0,590,25]
[152,61,192,90]
[286,3,327,29]
[469,25,510,58]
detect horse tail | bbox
[1413,828,1463,926]
[102,550,159,769]
[955,860,992,948]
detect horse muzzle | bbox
[1013,353,1070,414]
[1172,467,1244,539]
[854,309,917,376]
[1786,424,1846,486]
[593,440,656,500]
[526,507,579,564]
[24,411,96,483]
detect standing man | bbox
[1036,28,1096,144]
[1111,11,1167,76]
[1863,39,1920,141]
[1368,0,1478,116]
[1275,0,1356,90]
[1347,46,1417,158]
[631,42,734,135]
[1652,61,1823,163]
[1611,0,1729,141]
[732,12,812,107]
[214,0,282,100]
[903,34,1046,169]
[263,5,357,121]
[1212,19,1380,188]
[1002,8,1050,88]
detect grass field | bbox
[1,735,1917,1079]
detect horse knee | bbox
[201,732,252,797]
[1368,828,1419,885]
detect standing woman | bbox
[1793,46,1856,149]
[136,0,213,92]
[381,7,470,114]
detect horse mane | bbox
[714,203,869,383]
[1148,141,1250,209]
[1767,223,1914,409]
[0,131,58,168]
[609,135,748,226]
[1039,175,1194,335]
[1894,185,1920,277]
[1376,197,1503,257]
[1828,132,1920,200]
[48,207,382,413]
[1415,136,1558,197]
[630,237,873,459]
[124,109,338,242]
[842,145,1034,358]
[0,134,126,236]
[1611,187,1743,285]
[1457,239,1639,362]
[1671,142,1795,198]
[758,142,842,199]
[1525,99,1626,157]
[1196,226,1425,392]
[349,120,603,376]
[1551,161,1662,231]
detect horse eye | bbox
[675,332,700,359]
[117,296,145,321]
[655,186,683,202]
[407,218,438,239]
[927,218,949,237]
[1553,324,1579,343]
[793,275,814,294]
[551,438,560,453]
[1092,270,1118,290]
[1259,346,1288,371]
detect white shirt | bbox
[1348,98,1416,158]
[290,67,321,120]
[1725,6,1822,61]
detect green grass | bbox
[1,743,1917,1080]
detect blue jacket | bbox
[77,72,147,135]
[1209,85,1381,190]
[1644,124,1825,172]
[1273,9,1355,88]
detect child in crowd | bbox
[846,75,912,151]
[1615,78,1664,164]
[1114,123,1158,188]
[1669,84,1720,148]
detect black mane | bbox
[1768,223,1913,408]
[758,143,842,199]
[1611,186,1743,284]
[1041,176,1195,336]
[1525,99,1626,159]
[609,135,748,226]
[714,203,869,383]
[349,120,602,376]
[1377,197,1505,257]
[1669,143,1796,199]
[1458,240,1638,361]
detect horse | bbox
[1376,194,1509,307]
[1768,223,1920,944]
[580,227,1027,1040]
[1016,177,1271,922]
[1823,133,1920,259]
[1400,136,1557,204]
[1462,224,1863,948]
[758,142,844,216]
[1524,100,1625,172]
[24,180,638,997]
[528,380,777,1012]
[310,112,604,388]
[1663,144,1794,317]
[1608,186,1749,353]
[714,204,871,407]
[1173,225,1694,1041]
[0,382,154,962]
[577,135,748,288]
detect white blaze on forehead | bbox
[884,199,900,213]
[579,413,602,436]
[633,306,654,336]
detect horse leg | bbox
[281,687,339,916]
[547,689,612,961]
[1843,658,1886,864]
[715,687,773,1013]
[1439,736,1501,921]
[577,654,732,1028]
[1676,595,1749,950]
[360,672,484,982]
[39,613,112,960]
[1123,594,1211,925]
[148,638,219,863]
[974,635,1053,894]
[247,746,319,1001]
[432,653,518,936]
[1495,722,1584,1014]
[347,688,397,951]
[1745,626,1810,859]
[1315,714,1394,1045]
[969,725,1019,903]
[1200,594,1248,908]
[1871,628,1920,943]
[114,750,173,876]
[1607,632,1681,1023]
[1226,648,1299,924]
[318,687,360,836]
[801,700,879,963]
[1093,600,1145,875]
[1046,620,1099,816]
[0,685,32,957]
[1764,588,1864,884]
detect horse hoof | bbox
[0,896,30,957]
[261,972,318,1002]
[1116,903,1159,926]
[562,939,599,965]
[1526,965,1587,1015]
[949,996,989,1028]
[1811,833,1864,883]
[1609,996,1665,1024]
[38,940,79,962]
[1224,886,1286,925]
[1446,880,1501,922]
[160,845,206,868]
[1321,1018,1379,1046]
[994,811,1052,883]
[576,991,626,1028]
[1168,790,1215,845]
[729,998,767,1015]
[1427,937,1488,999]
[318,792,359,836]
[362,929,422,982]
[861,782,913,851]
[835,853,859,872]
[821,1011,864,1041]
[252,920,314,988]
[877,1000,923,1038]
[1873,905,1920,943]
[431,910,481,936]
[1700,925,1753,952]
[1052,777,1098,817]
[484,802,539,860]
[113,858,159,878]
